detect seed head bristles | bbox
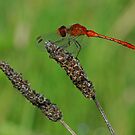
[0,61,62,122]
[44,40,96,99]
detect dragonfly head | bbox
[57,25,67,37]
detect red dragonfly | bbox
[37,23,135,57]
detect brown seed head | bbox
[44,41,96,99]
[0,61,62,122]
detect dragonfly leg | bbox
[60,38,71,49]
[74,39,81,58]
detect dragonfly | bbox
[37,23,135,57]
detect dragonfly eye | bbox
[58,25,67,37]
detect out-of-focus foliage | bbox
[0,0,135,135]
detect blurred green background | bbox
[0,0,135,135]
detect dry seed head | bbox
[0,61,62,122]
[44,41,96,99]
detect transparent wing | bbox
[54,36,82,57]
[36,32,62,51]
[36,32,84,57]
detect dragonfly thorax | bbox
[68,24,87,36]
